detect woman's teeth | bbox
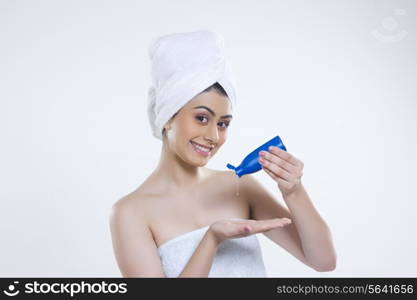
[191,141,211,153]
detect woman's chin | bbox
[190,154,212,167]
[190,155,210,166]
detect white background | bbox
[1,0,416,277]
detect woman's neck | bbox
[152,144,209,193]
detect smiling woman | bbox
[109,30,326,278]
[162,86,232,165]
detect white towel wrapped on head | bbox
[147,30,238,140]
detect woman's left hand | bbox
[258,146,304,197]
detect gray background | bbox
[1,0,416,277]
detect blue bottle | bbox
[227,135,287,177]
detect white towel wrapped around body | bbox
[157,225,267,277]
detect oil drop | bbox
[235,174,240,197]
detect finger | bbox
[249,218,292,233]
[266,218,291,227]
[260,150,297,173]
[262,166,286,183]
[260,159,292,182]
[268,146,300,167]
[268,218,292,227]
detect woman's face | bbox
[164,89,233,166]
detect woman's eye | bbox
[196,116,208,123]
[218,121,230,129]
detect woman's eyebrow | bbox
[193,106,233,119]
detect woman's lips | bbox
[190,141,212,157]
[191,141,213,149]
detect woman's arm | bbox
[280,183,337,271]
[109,201,166,277]
[178,230,220,277]
[241,174,337,272]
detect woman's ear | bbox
[166,114,177,130]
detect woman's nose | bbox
[205,124,219,144]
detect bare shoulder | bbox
[109,190,167,277]
[237,173,264,194]
[110,189,153,224]
[210,168,237,181]
[211,168,252,206]
[212,168,258,184]
[216,170,258,192]
[229,173,272,209]
[207,169,241,190]
[208,168,256,194]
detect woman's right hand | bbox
[208,217,292,244]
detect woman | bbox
[109,30,337,277]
